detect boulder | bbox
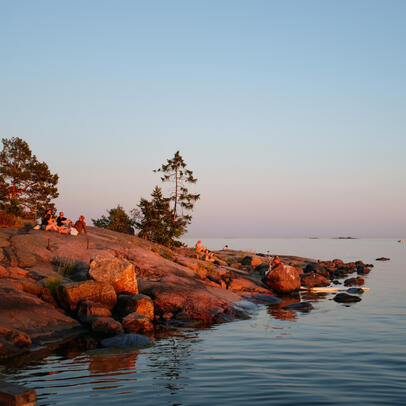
[90,316,124,337]
[301,273,330,288]
[376,257,390,261]
[115,294,154,319]
[344,277,365,287]
[122,312,154,332]
[333,293,362,303]
[100,333,153,348]
[77,300,112,323]
[57,280,117,312]
[89,255,138,295]
[262,264,301,294]
[0,327,32,349]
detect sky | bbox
[1,0,405,237]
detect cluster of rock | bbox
[0,227,376,361]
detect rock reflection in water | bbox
[89,351,139,374]
[147,329,198,395]
[267,296,300,321]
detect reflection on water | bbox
[1,239,406,405]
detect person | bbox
[272,256,283,269]
[56,212,72,227]
[41,210,52,230]
[74,215,87,235]
[223,245,229,250]
[195,240,206,253]
[45,215,58,232]
[56,211,72,234]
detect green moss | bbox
[51,256,81,278]
[45,277,62,293]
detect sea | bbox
[1,238,405,405]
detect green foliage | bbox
[45,277,62,293]
[51,257,80,278]
[0,137,59,218]
[0,211,18,227]
[135,186,175,245]
[92,205,135,234]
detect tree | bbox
[154,151,200,227]
[0,137,59,217]
[92,205,135,234]
[135,186,186,246]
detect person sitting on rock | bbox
[74,215,87,235]
[45,216,59,232]
[272,256,283,269]
[195,240,206,253]
[41,210,52,230]
[56,211,72,234]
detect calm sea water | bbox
[1,238,405,405]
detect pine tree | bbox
[92,205,135,234]
[0,137,59,217]
[154,151,200,227]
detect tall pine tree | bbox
[154,151,200,226]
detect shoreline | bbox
[0,227,371,363]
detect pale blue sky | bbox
[1,1,405,237]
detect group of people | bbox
[41,210,87,236]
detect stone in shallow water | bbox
[333,293,362,303]
[347,288,365,294]
[252,294,282,304]
[282,302,314,311]
[101,333,153,348]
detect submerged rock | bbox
[251,293,282,304]
[347,287,366,294]
[282,302,314,311]
[101,333,153,348]
[333,293,362,303]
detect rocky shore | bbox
[0,227,372,361]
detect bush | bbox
[0,211,18,227]
[45,277,62,294]
[51,257,81,278]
